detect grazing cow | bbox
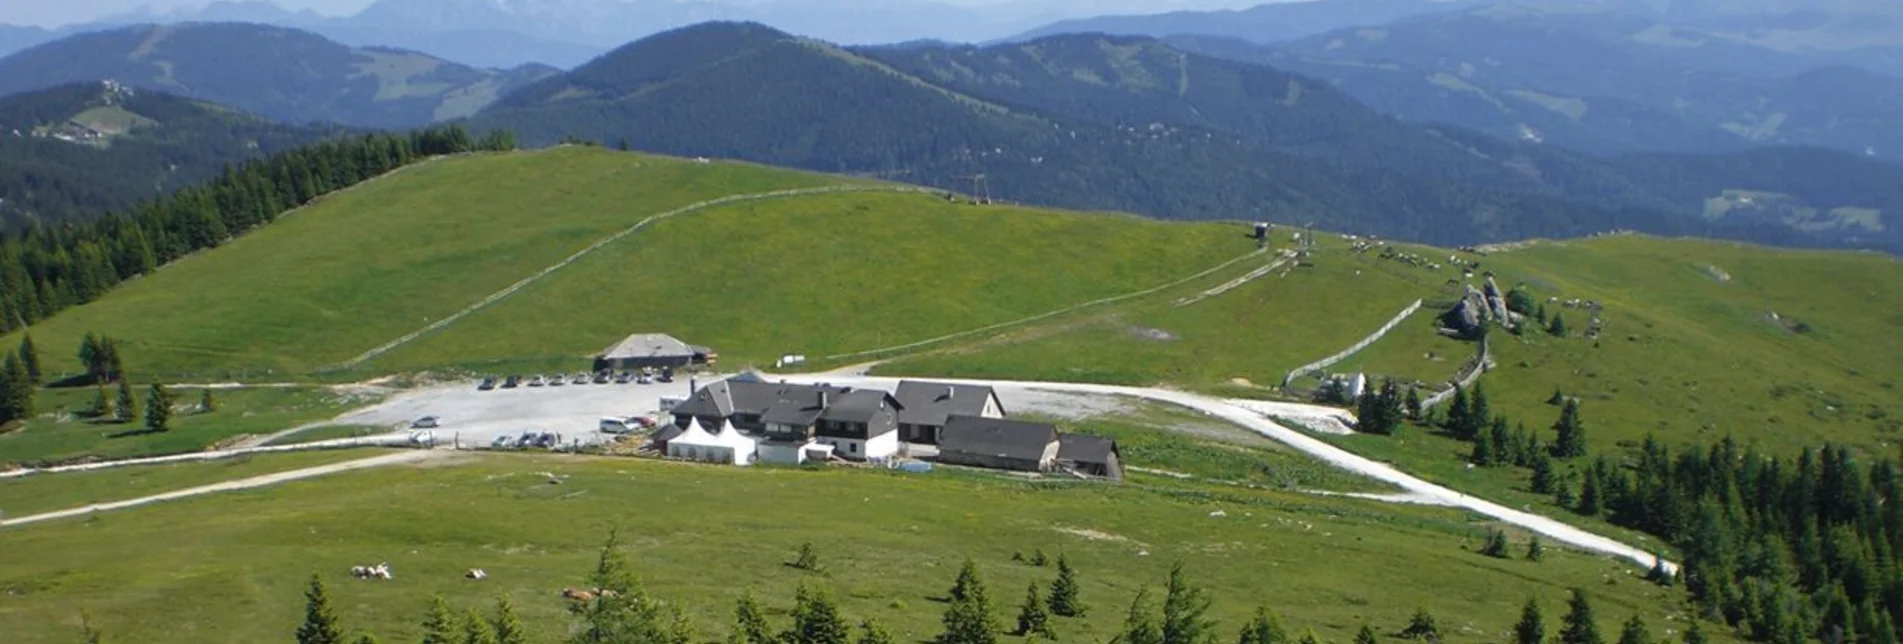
[353,562,392,580]
[562,587,597,602]
[466,568,487,580]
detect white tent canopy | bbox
[667,418,754,466]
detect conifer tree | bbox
[79,610,105,644]
[1015,582,1054,638]
[89,384,109,418]
[1467,382,1491,441]
[1160,562,1214,644]
[795,542,821,572]
[1513,598,1545,644]
[1048,555,1084,617]
[114,378,136,423]
[463,609,498,644]
[1616,616,1650,644]
[1472,427,1497,466]
[1354,625,1378,644]
[18,332,38,384]
[1549,314,1568,337]
[78,332,100,383]
[355,636,381,644]
[568,529,688,644]
[939,561,998,644]
[492,597,525,644]
[1116,590,1163,644]
[1555,476,1576,508]
[1526,536,1545,562]
[1446,386,1470,436]
[1559,589,1602,644]
[1681,620,1705,644]
[857,620,894,644]
[731,592,772,644]
[1236,606,1288,644]
[1535,302,1549,324]
[786,584,850,644]
[1577,468,1602,516]
[145,383,173,432]
[1488,418,1513,467]
[1553,400,1588,459]
[421,596,459,644]
[1298,630,1322,644]
[297,574,345,644]
[200,387,216,413]
[0,351,29,422]
[1400,608,1440,642]
[1532,453,1559,494]
[1404,387,1422,421]
[1548,388,1565,405]
[1481,528,1511,559]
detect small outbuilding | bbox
[594,333,716,371]
[1057,433,1123,480]
[937,415,1060,472]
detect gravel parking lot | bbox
[331,375,706,449]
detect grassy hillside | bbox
[0,447,391,517]
[0,386,370,465]
[0,452,1714,644]
[1,146,1247,380]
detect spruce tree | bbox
[1532,453,1558,494]
[786,584,851,644]
[78,332,100,383]
[1467,382,1491,441]
[1048,554,1084,617]
[79,610,105,644]
[200,387,216,413]
[1526,536,1545,562]
[939,561,998,644]
[1549,314,1568,337]
[1577,469,1602,516]
[492,597,526,644]
[114,378,136,423]
[145,383,173,432]
[1481,528,1511,559]
[568,529,686,644]
[1681,620,1705,644]
[1298,630,1322,644]
[0,352,29,422]
[1615,616,1649,644]
[1160,562,1215,644]
[1015,582,1054,638]
[1535,302,1548,324]
[463,609,498,644]
[88,384,109,418]
[18,332,38,384]
[1548,389,1565,406]
[858,620,895,644]
[1472,426,1497,466]
[1513,598,1545,644]
[1400,608,1441,642]
[421,595,459,644]
[296,574,346,644]
[1354,625,1378,644]
[1404,387,1422,421]
[795,542,821,572]
[1236,606,1288,644]
[1555,476,1576,508]
[1446,386,1470,436]
[1558,589,1602,644]
[1553,399,1588,459]
[1488,418,1513,467]
[1116,590,1163,644]
[731,592,772,644]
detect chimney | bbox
[818,391,829,407]
[689,378,697,395]
[946,386,955,400]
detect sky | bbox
[3,0,1272,29]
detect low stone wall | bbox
[1282,299,1424,388]
[1421,333,1492,409]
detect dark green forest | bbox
[0,84,354,232]
[0,125,513,336]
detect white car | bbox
[599,417,635,434]
[411,416,441,429]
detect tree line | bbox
[0,124,514,336]
[272,532,1688,644]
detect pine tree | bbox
[1535,302,1549,324]
[939,561,998,644]
[1526,536,1545,562]
[1513,598,1545,644]
[296,574,346,644]
[463,609,498,644]
[1577,468,1602,516]
[1467,382,1491,441]
[1681,620,1705,644]
[1488,418,1513,467]
[88,384,109,418]
[1404,387,1423,421]
[200,387,216,413]
[795,542,821,571]
[1552,399,1588,459]
[1446,386,1470,436]
[1115,590,1162,644]
[1532,453,1559,494]
[1015,582,1054,638]
[1235,606,1288,644]
[1354,625,1378,644]
[1298,630,1322,644]
[1615,616,1649,644]
[568,529,687,644]
[1555,476,1576,508]
[1048,554,1084,617]
[79,610,105,644]
[1558,589,1602,644]
[1160,562,1215,644]
[730,592,772,644]
[0,351,29,423]
[492,597,526,644]
[1400,608,1441,642]
[1548,389,1565,406]
[145,383,173,432]
[78,332,100,383]
[786,584,851,644]
[18,332,38,384]
[1643,554,1671,587]
[1548,314,1568,337]
[114,378,136,423]
[1031,549,1049,567]
[1481,528,1511,558]
[857,620,895,644]
[1472,426,1497,466]
[421,595,459,644]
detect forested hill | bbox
[470,23,1903,252]
[0,22,559,129]
[0,83,352,232]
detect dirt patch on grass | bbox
[1053,526,1148,548]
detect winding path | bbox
[781,371,1676,574]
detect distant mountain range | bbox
[0,22,557,129]
[1000,0,1484,44]
[0,82,349,231]
[467,22,1903,252]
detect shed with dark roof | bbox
[1057,433,1123,480]
[937,415,1060,472]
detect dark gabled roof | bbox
[670,379,735,418]
[761,397,827,426]
[1057,433,1118,464]
[894,380,999,427]
[819,389,902,424]
[652,424,686,444]
[940,415,1057,461]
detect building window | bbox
[849,443,858,454]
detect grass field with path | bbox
[0,447,394,518]
[0,386,375,465]
[0,452,1719,644]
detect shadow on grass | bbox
[104,426,165,439]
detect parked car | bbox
[502,375,521,388]
[658,367,674,383]
[411,415,441,429]
[478,377,497,391]
[593,371,612,384]
[599,417,635,434]
[571,372,591,385]
[636,374,653,385]
[491,435,513,449]
[527,375,545,387]
[548,373,565,386]
[516,432,540,448]
[614,371,633,384]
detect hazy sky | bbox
[5,0,1271,29]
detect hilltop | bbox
[0,22,557,128]
[0,82,350,230]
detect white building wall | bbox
[758,443,807,465]
[983,395,1003,418]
